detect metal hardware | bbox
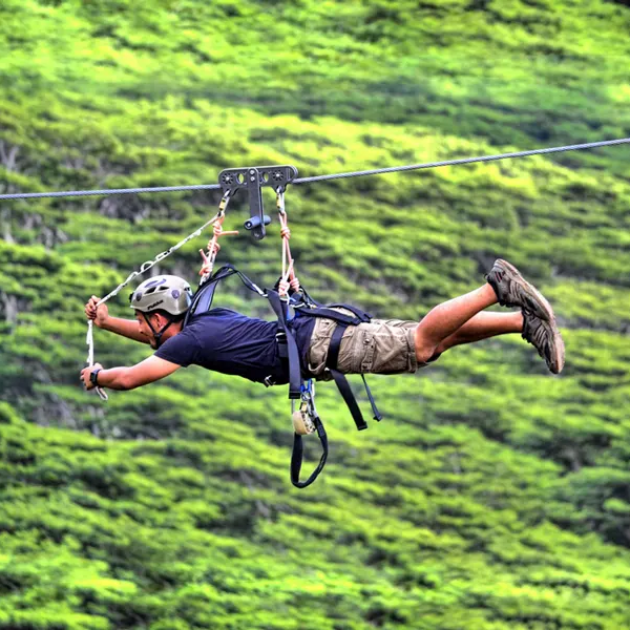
[218,165,298,240]
[291,379,318,435]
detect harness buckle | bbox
[263,375,276,387]
[275,330,289,360]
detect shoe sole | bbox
[542,317,565,374]
[497,259,565,373]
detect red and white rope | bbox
[277,190,300,298]
[198,191,238,283]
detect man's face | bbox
[135,311,161,348]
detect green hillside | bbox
[2,1,630,628]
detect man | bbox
[80,259,564,393]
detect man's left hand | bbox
[81,363,103,391]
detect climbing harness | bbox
[6,136,630,485]
[182,257,383,487]
[178,166,381,487]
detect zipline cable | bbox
[0,183,222,200]
[293,137,630,184]
[0,137,629,201]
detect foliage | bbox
[2,0,630,628]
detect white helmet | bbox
[129,275,192,316]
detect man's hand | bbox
[85,296,109,328]
[81,363,103,391]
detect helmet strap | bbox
[143,313,174,349]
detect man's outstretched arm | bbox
[85,295,149,344]
[81,356,182,391]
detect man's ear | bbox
[153,312,169,329]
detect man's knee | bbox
[416,347,443,364]
[414,329,440,364]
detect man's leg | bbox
[434,311,523,354]
[414,259,565,373]
[414,284,498,363]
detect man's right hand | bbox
[85,296,109,328]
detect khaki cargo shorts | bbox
[306,308,422,378]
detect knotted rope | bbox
[276,189,300,298]
[198,191,238,284]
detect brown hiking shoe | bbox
[486,259,554,320]
[522,309,565,374]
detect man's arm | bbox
[99,316,150,344]
[85,295,149,344]
[81,356,181,391]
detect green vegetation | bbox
[2,0,630,628]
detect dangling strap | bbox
[361,374,383,421]
[291,415,328,488]
[326,323,368,431]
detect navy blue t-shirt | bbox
[155,308,315,384]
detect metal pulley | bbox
[218,165,298,240]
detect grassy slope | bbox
[1,1,630,628]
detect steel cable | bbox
[1,137,628,201]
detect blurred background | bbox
[1,1,630,628]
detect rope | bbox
[1,137,628,201]
[276,189,300,298]
[198,191,238,284]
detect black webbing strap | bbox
[184,264,265,328]
[361,374,383,421]
[267,290,302,399]
[295,303,371,326]
[329,369,368,431]
[187,267,234,320]
[326,303,373,320]
[326,323,368,431]
[291,415,328,488]
[326,321,346,368]
[298,308,362,326]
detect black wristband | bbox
[90,368,102,387]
